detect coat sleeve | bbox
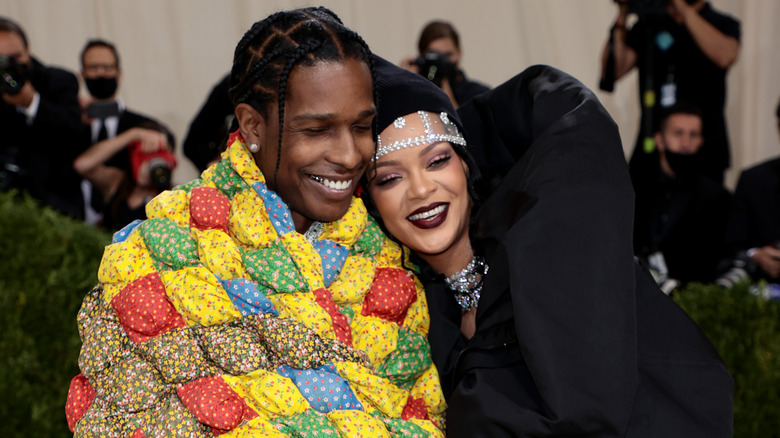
[458,65,640,436]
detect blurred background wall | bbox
[2,0,777,189]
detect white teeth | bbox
[311,175,352,191]
[408,205,446,221]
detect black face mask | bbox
[0,57,30,95]
[665,151,701,178]
[85,76,118,99]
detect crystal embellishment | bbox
[374,111,467,161]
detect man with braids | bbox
[65,7,445,437]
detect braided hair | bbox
[229,7,376,187]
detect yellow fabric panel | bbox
[97,232,156,286]
[327,409,391,438]
[410,365,447,417]
[401,275,430,336]
[220,416,289,437]
[333,361,407,418]
[376,237,405,268]
[100,282,122,304]
[144,188,191,228]
[229,137,264,186]
[194,228,248,280]
[269,293,335,340]
[350,314,398,366]
[328,255,374,306]
[280,232,324,291]
[320,198,367,247]
[228,189,276,249]
[160,267,241,327]
[224,370,309,418]
[412,418,445,438]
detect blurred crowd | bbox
[2,1,778,291]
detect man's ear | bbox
[235,103,266,145]
[654,132,665,153]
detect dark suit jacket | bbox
[633,172,732,283]
[424,65,733,437]
[724,157,780,278]
[1,57,83,218]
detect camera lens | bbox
[147,157,171,190]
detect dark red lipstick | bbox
[407,202,449,229]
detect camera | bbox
[129,141,177,191]
[619,0,668,18]
[0,55,29,95]
[0,145,26,191]
[413,50,456,87]
[615,0,698,19]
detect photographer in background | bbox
[633,102,731,293]
[73,120,176,230]
[600,0,740,190]
[74,39,176,229]
[400,20,489,108]
[719,97,780,288]
[0,16,84,218]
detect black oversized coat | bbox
[424,65,733,437]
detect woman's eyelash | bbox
[428,153,452,168]
[374,175,399,186]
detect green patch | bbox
[349,216,384,257]
[138,218,199,271]
[376,327,431,390]
[275,409,341,437]
[208,159,248,200]
[242,243,308,294]
[172,178,202,195]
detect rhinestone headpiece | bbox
[374,111,466,161]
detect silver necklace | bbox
[444,256,488,310]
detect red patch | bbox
[111,272,186,343]
[177,376,258,435]
[189,186,231,232]
[312,288,353,346]
[65,374,97,432]
[401,395,429,421]
[362,268,417,325]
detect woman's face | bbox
[245,59,376,232]
[367,112,470,257]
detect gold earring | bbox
[249,143,259,153]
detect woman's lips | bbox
[407,203,449,229]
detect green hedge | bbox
[0,192,110,437]
[673,282,780,437]
[1,192,778,436]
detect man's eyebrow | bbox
[292,108,376,122]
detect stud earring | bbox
[249,143,259,153]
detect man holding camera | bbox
[601,0,740,188]
[74,39,176,228]
[0,16,85,218]
[401,20,490,108]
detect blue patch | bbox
[655,30,675,52]
[252,181,295,236]
[277,363,363,413]
[312,239,348,287]
[112,219,143,244]
[219,277,278,316]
